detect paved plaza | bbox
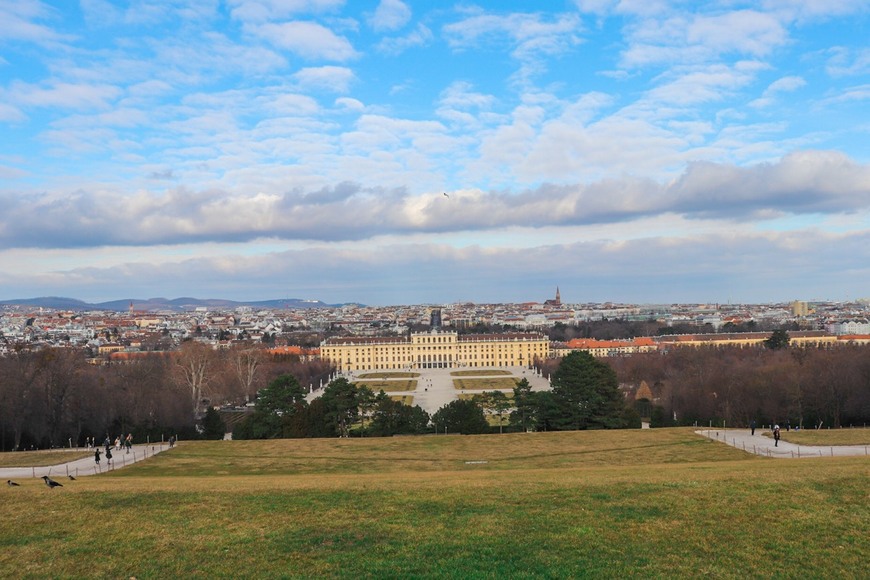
[315,366,552,416]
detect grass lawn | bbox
[389,395,414,405]
[778,428,870,446]
[357,372,420,379]
[451,370,512,376]
[354,380,417,392]
[1,429,867,578]
[453,377,519,390]
[0,450,92,468]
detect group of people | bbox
[749,420,790,447]
[93,434,133,466]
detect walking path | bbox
[697,429,870,458]
[0,443,170,480]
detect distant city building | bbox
[544,287,562,307]
[791,300,810,317]
[321,329,549,371]
[429,307,442,328]
[826,319,870,336]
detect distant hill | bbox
[0,296,353,312]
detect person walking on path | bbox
[105,446,113,466]
[750,420,756,436]
[124,434,132,454]
[94,448,101,466]
[773,425,781,447]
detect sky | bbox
[0,0,869,306]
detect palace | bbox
[320,329,550,372]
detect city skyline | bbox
[1,1,868,306]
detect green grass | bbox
[354,379,417,392]
[1,429,867,578]
[454,377,519,390]
[451,370,512,376]
[778,428,870,446]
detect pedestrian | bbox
[750,420,756,436]
[785,420,790,432]
[125,433,132,454]
[94,448,101,465]
[169,435,175,448]
[773,424,781,447]
[106,446,113,465]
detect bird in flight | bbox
[42,476,63,489]
[7,480,20,487]
[443,192,449,198]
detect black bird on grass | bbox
[68,475,77,481]
[41,475,63,489]
[7,480,20,487]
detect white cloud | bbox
[250,21,358,61]
[444,11,582,59]
[1,151,866,250]
[369,0,411,33]
[375,23,433,55]
[227,0,345,23]
[687,11,787,57]
[825,47,870,77]
[0,0,74,45]
[293,66,355,92]
[4,80,122,110]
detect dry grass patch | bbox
[390,395,415,405]
[451,370,512,376]
[454,377,519,390]
[0,450,92,468]
[0,429,866,578]
[355,380,417,392]
[779,428,870,446]
[357,372,420,379]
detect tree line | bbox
[3,338,868,450]
[0,342,332,451]
[598,342,869,428]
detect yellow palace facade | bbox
[321,330,550,372]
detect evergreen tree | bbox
[510,378,536,432]
[233,373,307,439]
[431,399,489,434]
[764,329,790,350]
[201,407,226,440]
[550,351,625,430]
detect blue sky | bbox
[1,0,868,306]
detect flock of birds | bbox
[7,475,76,488]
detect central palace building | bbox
[321,330,550,372]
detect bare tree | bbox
[229,345,264,403]
[0,347,45,450]
[174,341,215,418]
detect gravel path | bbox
[1,443,170,481]
[697,429,870,458]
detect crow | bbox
[442,192,449,198]
[41,475,63,489]
[7,480,20,487]
[68,475,77,481]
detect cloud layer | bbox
[0,1,868,304]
